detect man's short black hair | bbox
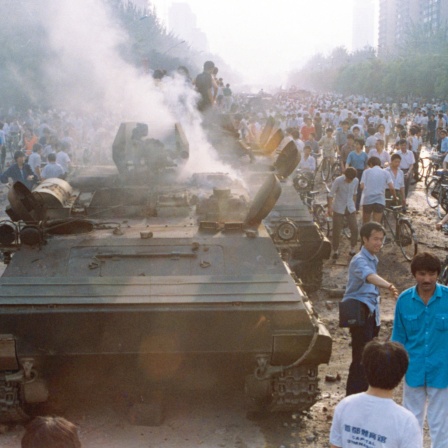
[47,153,56,162]
[32,143,42,153]
[360,222,385,241]
[344,166,357,180]
[21,416,81,448]
[204,60,215,71]
[411,252,441,276]
[14,150,25,160]
[362,340,409,390]
[367,156,381,167]
[391,153,402,161]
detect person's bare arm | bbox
[366,273,398,299]
[327,196,333,216]
[436,212,448,230]
[400,187,406,206]
[388,182,398,201]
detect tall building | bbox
[378,0,398,57]
[352,0,376,51]
[379,0,448,56]
[127,0,150,11]
[420,0,448,33]
[168,2,209,52]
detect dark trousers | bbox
[346,311,380,396]
[402,168,411,198]
[332,210,358,251]
[355,169,364,211]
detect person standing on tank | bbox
[194,61,217,113]
[342,222,399,396]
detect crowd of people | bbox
[211,89,448,447]
[3,84,448,446]
[0,108,116,188]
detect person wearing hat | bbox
[0,150,37,190]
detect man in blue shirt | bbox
[342,222,399,396]
[439,128,448,153]
[392,252,448,447]
[0,150,37,190]
[346,138,368,211]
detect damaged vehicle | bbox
[0,122,331,421]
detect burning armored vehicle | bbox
[0,122,331,421]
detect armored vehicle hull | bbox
[0,123,331,421]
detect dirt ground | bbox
[0,170,444,448]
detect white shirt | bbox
[396,150,415,170]
[28,153,42,175]
[368,148,391,167]
[56,151,71,173]
[385,166,405,190]
[41,162,65,179]
[330,393,422,448]
[360,166,393,206]
[298,155,316,172]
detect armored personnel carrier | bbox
[207,114,331,292]
[0,122,331,421]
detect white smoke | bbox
[36,0,235,175]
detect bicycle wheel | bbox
[397,220,417,261]
[320,157,331,182]
[425,163,435,186]
[437,187,448,219]
[415,158,424,182]
[426,178,440,208]
[331,162,342,181]
[313,204,329,236]
[439,264,448,285]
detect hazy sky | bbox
[149,0,360,85]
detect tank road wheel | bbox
[294,260,323,293]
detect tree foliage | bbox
[0,0,204,111]
[288,25,448,100]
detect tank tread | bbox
[245,365,320,413]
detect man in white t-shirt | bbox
[330,340,422,448]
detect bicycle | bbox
[316,154,333,182]
[436,181,448,219]
[426,171,448,209]
[294,181,329,236]
[439,254,448,285]
[381,203,418,261]
[421,150,444,186]
[303,190,330,236]
[330,154,342,181]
